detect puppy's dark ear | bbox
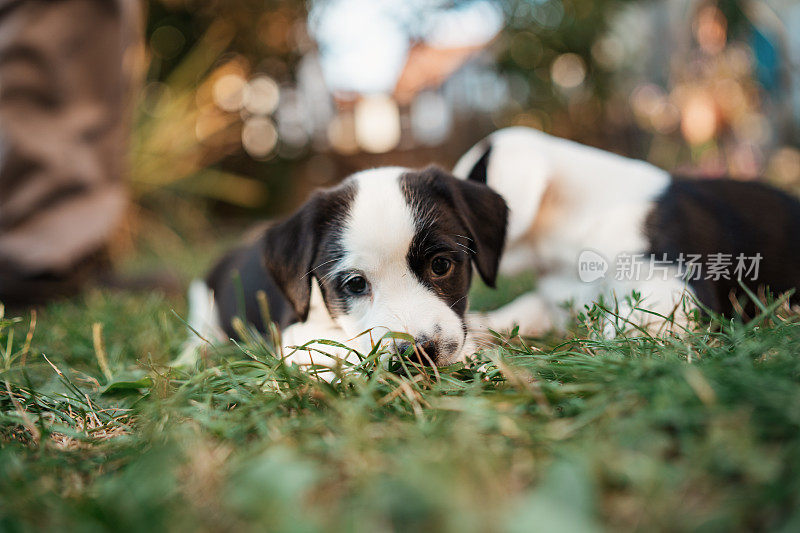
[426,167,508,287]
[261,194,323,321]
[449,176,508,287]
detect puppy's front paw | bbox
[483,294,555,337]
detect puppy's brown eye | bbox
[430,256,453,278]
[344,275,368,295]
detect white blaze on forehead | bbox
[342,167,415,266]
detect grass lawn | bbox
[1,234,799,532]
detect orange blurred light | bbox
[695,5,727,55]
[681,92,717,145]
[259,11,292,51]
[213,74,247,113]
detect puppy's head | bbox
[263,166,508,365]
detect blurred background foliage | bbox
[131,0,800,221]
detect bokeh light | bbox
[150,25,185,59]
[354,94,401,154]
[135,0,800,208]
[551,53,586,89]
[681,92,718,146]
[213,74,247,113]
[243,76,280,116]
[242,117,278,159]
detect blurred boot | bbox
[0,0,143,306]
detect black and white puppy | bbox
[454,127,800,335]
[182,166,507,370]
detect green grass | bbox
[1,252,800,532]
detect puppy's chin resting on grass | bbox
[177,165,508,377]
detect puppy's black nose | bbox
[396,339,438,366]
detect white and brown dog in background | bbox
[181,166,508,371]
[453,127,800,336]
